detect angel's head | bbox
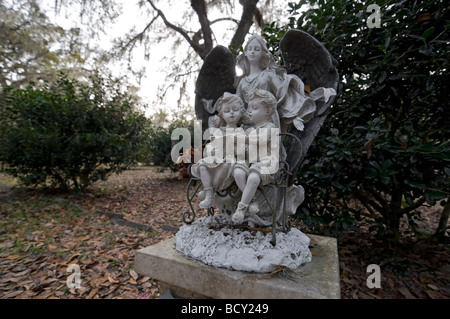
[244,35,272,69]
[235,34,285,79]
[213,93,251,128]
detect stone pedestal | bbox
[135,234,340,299]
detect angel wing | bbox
[194,45,236,133]
[279,29,339,184]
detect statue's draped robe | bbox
[236,69,335,132]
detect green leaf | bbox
[422,27,435,39]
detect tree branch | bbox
[210,17,240,26]
[190,0,213,58]
[120,14,158,54]
[174,69,200,80]
[146,0,203,56]
[229,0,260,49]
[365,184,389,212]
[354,187,385,217]
[401,195,427,215]
[435,196,450,236]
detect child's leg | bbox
[232,172,261,224]
[233,167,247,192]
[240,172,261,205]
[199,165,212,188]
[212,163,231,189]
[199,165,214,208]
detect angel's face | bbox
[245,39,263,63]
[221,102,242,127]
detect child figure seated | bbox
[232,89,280,224]
[190,93,250,209]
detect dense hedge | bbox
[0,74,147,190]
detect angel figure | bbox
[191,29,339,228]
[235,34,336,133]
[190,93,250,209]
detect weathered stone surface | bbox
[135,234,340,299]
[174,216,311,273]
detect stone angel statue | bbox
[191,29,339,229]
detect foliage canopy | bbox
[0,0,105,89]
[264,0,450,240]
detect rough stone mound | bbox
[174,216,312,273]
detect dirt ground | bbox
[0,166,448,299]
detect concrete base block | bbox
[135,234,340,299]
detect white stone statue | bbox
[235,34,316,134]
[190,31,337,228]
[231,89,280,224]
[175,29,339,273]
[190,93,250,209]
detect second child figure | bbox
[232,89,280,224]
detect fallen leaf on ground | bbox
[129,269,139,281]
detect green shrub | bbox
[264,0,450,239]
[146,124,173,167]
[142,115,195,170]
[0,73,148,190]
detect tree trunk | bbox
[229,0,260,50]
[190,0,213,59]
[435,196,450,236]
[387,188,403,242]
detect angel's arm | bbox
[267,70,284,94]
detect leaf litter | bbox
[1,166,449,299]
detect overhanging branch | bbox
[211,17,239,25]
[146,0,203,55]
[190,0,213,57]
[229,0,260,49]
[119,14,158,54]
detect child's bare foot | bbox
[232,202,248,224]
